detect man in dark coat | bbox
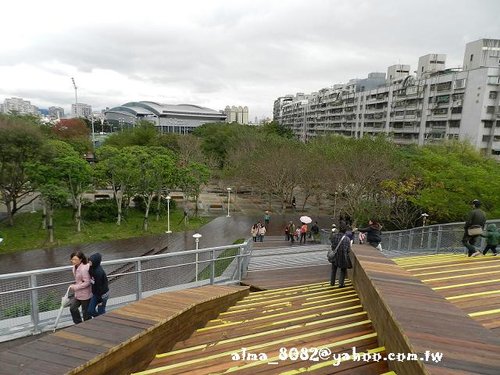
[329,224,352,288]
[87,253,109,317]
[463,199,486,257]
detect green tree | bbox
[260,120,294,139]
[0,116,44,226]
[51,118,91,154]
[95,146,140,225]
[178,162,210,217]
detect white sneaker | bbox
[471,251,481,257]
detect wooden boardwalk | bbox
[351,245,500,375]
[137,281,391,374]
[394,253,500,334]
[0,286,248,375]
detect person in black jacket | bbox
[87,253,109,317]
[357,219,383,249]
[463,199,487,257]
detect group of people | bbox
[69,251,109,324]
[284,221,320,244]
[251,222,267,242]
[328,218,383,288]
[463,199,498,256]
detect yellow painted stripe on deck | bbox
[433,279,500,290]
[394,254,461,263]
[219,294,359,317]
[414,263,500,277]
[446,290,500,300]
[220,333,379,374]
[422,269,500,282]
[395,256,465,267]
[201,303,363,332]
[247,282,329,296]
[227,288,352,311]
[239,284,335,303]
[380,371,398,375]
[305,288,356,301]
[469,308,500,317]
[156,319,371,366]
[405,258,500,272]
[279,346,386,374]
[160,313,370,358]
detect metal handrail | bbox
[0,239,253,341]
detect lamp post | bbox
[193,233,202,281]
[420,213,429,247]
[226,187,232,217]
[165,195,172,234]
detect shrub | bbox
[82,200,117,222]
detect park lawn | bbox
[0,208,211,254]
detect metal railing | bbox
[381,219,500,257]
[319,220,500,258]
[0,239,253,342]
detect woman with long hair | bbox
[69,251,92,324]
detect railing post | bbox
[29,274,40,334]
[436,225,443,254]
[136,260,142,300]
[195,252,199,282]
[397,232,402,251]
[210,249,216,285]
[408,230,414,252]
[236,246,243,281]
[427,227,433,249]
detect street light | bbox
[226,187,232,217]
[420,213,429,247]
[193,233,202,281]
[165,196,172,234]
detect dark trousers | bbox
[330,264,346,287]
[483,244,498,255]
[88,294,109,318]
[462,233,480,256]
[70,298,91,324]
[300,233,306,244]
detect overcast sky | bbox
[1,0,499,119]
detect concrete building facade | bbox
[71,103,92,118]
[224,105,249,124]
[105,101,227,134]
[1,97,39,115]
[48,106,65,119]
[274,39,500,156]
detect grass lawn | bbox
[0,207,211,254]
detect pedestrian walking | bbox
[328,224,352,288]
[251,224,259,242]
[88,253,109,317]
[463,199,486,257]
[258,222,266,242]
[311,221,320,243]
[264,211,271,229]
[300,222,308,244]
[481,223,499,256]
[69,251,92,324]
[287,221,296,243]
[356,219,383,249]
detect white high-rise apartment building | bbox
[274,39,500,156]
[1,97,39,115]
[224,105,249,124]
[71,103,92,118]
[48,106,65,119]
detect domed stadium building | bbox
[104,101,227,134]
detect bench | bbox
[208,204,224,211]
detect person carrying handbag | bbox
[327,224,353,288]
[463,199,486,257]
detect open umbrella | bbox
[53,286,72,332]
[299,215,312,224]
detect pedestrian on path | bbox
[287,221,296,243]
[69,251,92,324]
[328,224,352,288]
[264,211,271,229]
[311,221,320,243]
[257,222,266,242]
[88,253,109,317]
[356,220,382,249]
[481,223,499,256]
[251,224,259,242]
[463,199,486,257]
[300,222,308,244]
